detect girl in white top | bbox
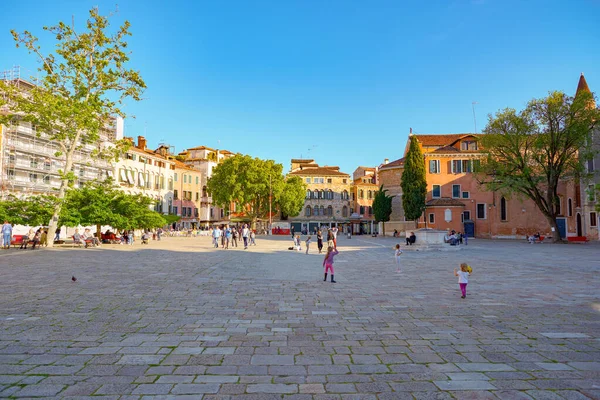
[454,263,472,299]
[394,244,403,272]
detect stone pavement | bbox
[0,234,599,399]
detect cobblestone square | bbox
[0,235,599,399]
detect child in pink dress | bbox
[323,246,339,283]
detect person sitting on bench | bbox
[141,231,150,245]
[406,231,416,245]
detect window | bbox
[210,208,213,218]
[367,190,372,199]
[472,159,481,172]
[368,206,372,215]
[194,208,199,217]
[343,179,347,184]
[462,160,472,173]
[313,190,318,199]
[173,206,178,216]
[313,177,319,183]
[29,173,38,183]
[568,198,573,217]
[320,206,324,216]
[139,156,146,164]
[7,170,14,180]
[500,197,507,221]
[432,185,441,198]
[43,176,50,184]
[588,184,596,202]
[174,190,178,200]
[220,209,224,218]
[429,160,440,174]
[196,176,199,184]
[588,159,595,172]
[451,160,463,174]
[328,190,333,200]
[452,184,460,198]
[174,173,178,182]
[360,206,365,214]
[44,160,51,170]
[126,153,134,160]
[306,206,311,217]
[359,189,364,199]
[462,191,469,199]
[477,203,486,219]
[30,159,38,168]
[591,212,598,227]
[320,190,325,199]
[461,141,478,151]
[462,210,471,222]
[182,207,187,217]
[314,206,320,216]
[342,206,348,217]
[327,206,333,216]
[429,213,435,224]
[183,175,186,183]
[306,190,311,199]
[327,178,332,183]
[196,192,199,201]
[556,196,562,215]
[342,190,349,200]
[305,178,310,183]
[79,168,85,177]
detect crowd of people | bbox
[211,224,256,250]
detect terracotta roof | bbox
[172,159,197,171]
[576,73,591,97]
[379,157,405,170]
[187,145,216,151]
[415,134,483,147]
[289,167,350,177]
[426,198,465,207]
[356,166,376,171]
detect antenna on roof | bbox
[472,102,478,133]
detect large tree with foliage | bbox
[401,135,427,227]
[0,195,57,226]
[372,185,393,235]
[207,154,306,225]
[0,8,145,247]
[479,91,599,242]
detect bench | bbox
[10,235,25,248]
[567,236,589,243]
[72,236,95,248]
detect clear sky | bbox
[1,0,599,174]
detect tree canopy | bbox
[478,90,600,242]
[207,154,306,223]
[372,185,393,235]
[401,135,427,226]
[0,7,146,246]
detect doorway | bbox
[576,213,582,236]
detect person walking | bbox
[294,235,302,251]
[53,227,61,242]
[394,244,403,273]
[326,229,334,249]
[2,220,12,249]
[322,246,339,283]
[316,230,323,254]
[454,263,472,299]
[224,226,232,249]
[212,226,221,248]
[305,235,312,255]
[157,227,163,241]
[250,230,256,246]
[231,227,238,248]
[242,224,249,249]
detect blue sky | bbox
[1,0,599,174]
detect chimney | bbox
[384,158,389,164]
[409,127,413,135]
[137,136,147,150]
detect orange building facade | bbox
[379,133,580,239]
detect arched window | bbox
[500,197,507,221]
[360,206,365,214]
[320,190,325,199]
[342,190,348,200]
[313,190,318,199]
[327,206,333,216]
[359,189,364,199]
[368,206,373,215]
[314,206,319,216]
[320,205,325,216]
[305,206,311,217]
[306,189,311,199]
[342,206,348,217]
[367,190,372,199]
[328,190,333,200]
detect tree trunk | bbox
[46,141,77,248]
[96,223,102,239]
[382,221,385,237]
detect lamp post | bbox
[269,174,272,235]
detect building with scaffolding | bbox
[0,74,121,200]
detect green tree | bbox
[479,91,599,242]
[0,195,57,226]
[277,176,306,218]
[401,135,427,227]
[0,8,145,247]
[372,185,393,235]
[207,154,305,225]
[111,193,166,231]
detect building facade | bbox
[177,146,235,225]
[377,157,414,235]
[287,159,352,234]
[1,79,119,199]
[351,167,378,234]
[576,73,599,240]
[172,159,202,229]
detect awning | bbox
[138,172,145,187]
[120,169,127,182]
[127,170,134,184]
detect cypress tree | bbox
[401,135,427,227]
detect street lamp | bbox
[269,174,272,235]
